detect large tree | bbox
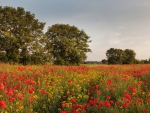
[106,48,136,64]
[45,24,91,65]
[0,6,46,64]
[106,48,125,64]
[123,49,136,64]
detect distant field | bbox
[0,64,150,113]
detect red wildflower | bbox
[71,98,76,103]
[89,100,96,106]
[28,88,34,94]
[0,100,7,108]
[121,97,125,100]
[115,102,119,106]
[124,92,131,100]
[60,111,68,113]
[9,97,15,102]
[132,94,138,98]
[0,83,4,90]
[105,101,110,108]
[106,96,111,100]
[142,109,147,113]
[110,100,114,104]
[147,99,150,103]
[97,102,104,109]
[62,103,66,108]
[95,85,99,89]
[123,103,128,108]
[29,97,34,101]
[94,98,99,103]
[7,88,14,96]
[96,90,100,95]
[68,80,73,84]
[19,97,24,101]
[131,88,136,93]
[107,79,112,85]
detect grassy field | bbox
[0,63,150,113]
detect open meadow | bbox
[0,64,150,113]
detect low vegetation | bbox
[0,64,150,113]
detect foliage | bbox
[106,48,136,64]
[123,49,136,64]
[101,59,108,64]
[45,24,92,65]
[0,6,47,65]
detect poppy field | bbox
[0,64,150,113]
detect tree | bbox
[106,48,125,64]
[0,51,7,63]
[101,59,108,64]
[45,24,91,65]
[0,6,46,64]
[106,48,136,64]
[123,49,136,64]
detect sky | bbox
[1,0,150,61]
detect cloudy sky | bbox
[1,0,150,61]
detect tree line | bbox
[0,6,91,65]
[0,6,148,66]
[101,48,150,64]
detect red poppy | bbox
[0,100,7,108]
[60,111,68,113]
[0,83,4,90]
[115,102,119,106]
[71,98,76,103]
[142,109,147,113]
[107,79,112,85]
[29,97,34,101]
[105,101,110,108]
[68,80,73,84]
[124,92,131,100]
[147,99,150,103]
[106,96,111,100]
[9,97,15,102]
[62,103,65,108]
[28,88,34,94]
[123,103,128,108]
[96,90,100,95]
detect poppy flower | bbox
[0,100,7,108]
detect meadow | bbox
[0,64,150,113]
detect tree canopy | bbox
[0,6,47,64]
[106,48,136,64]
[2,6,147,65]
[45,24,92,65]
